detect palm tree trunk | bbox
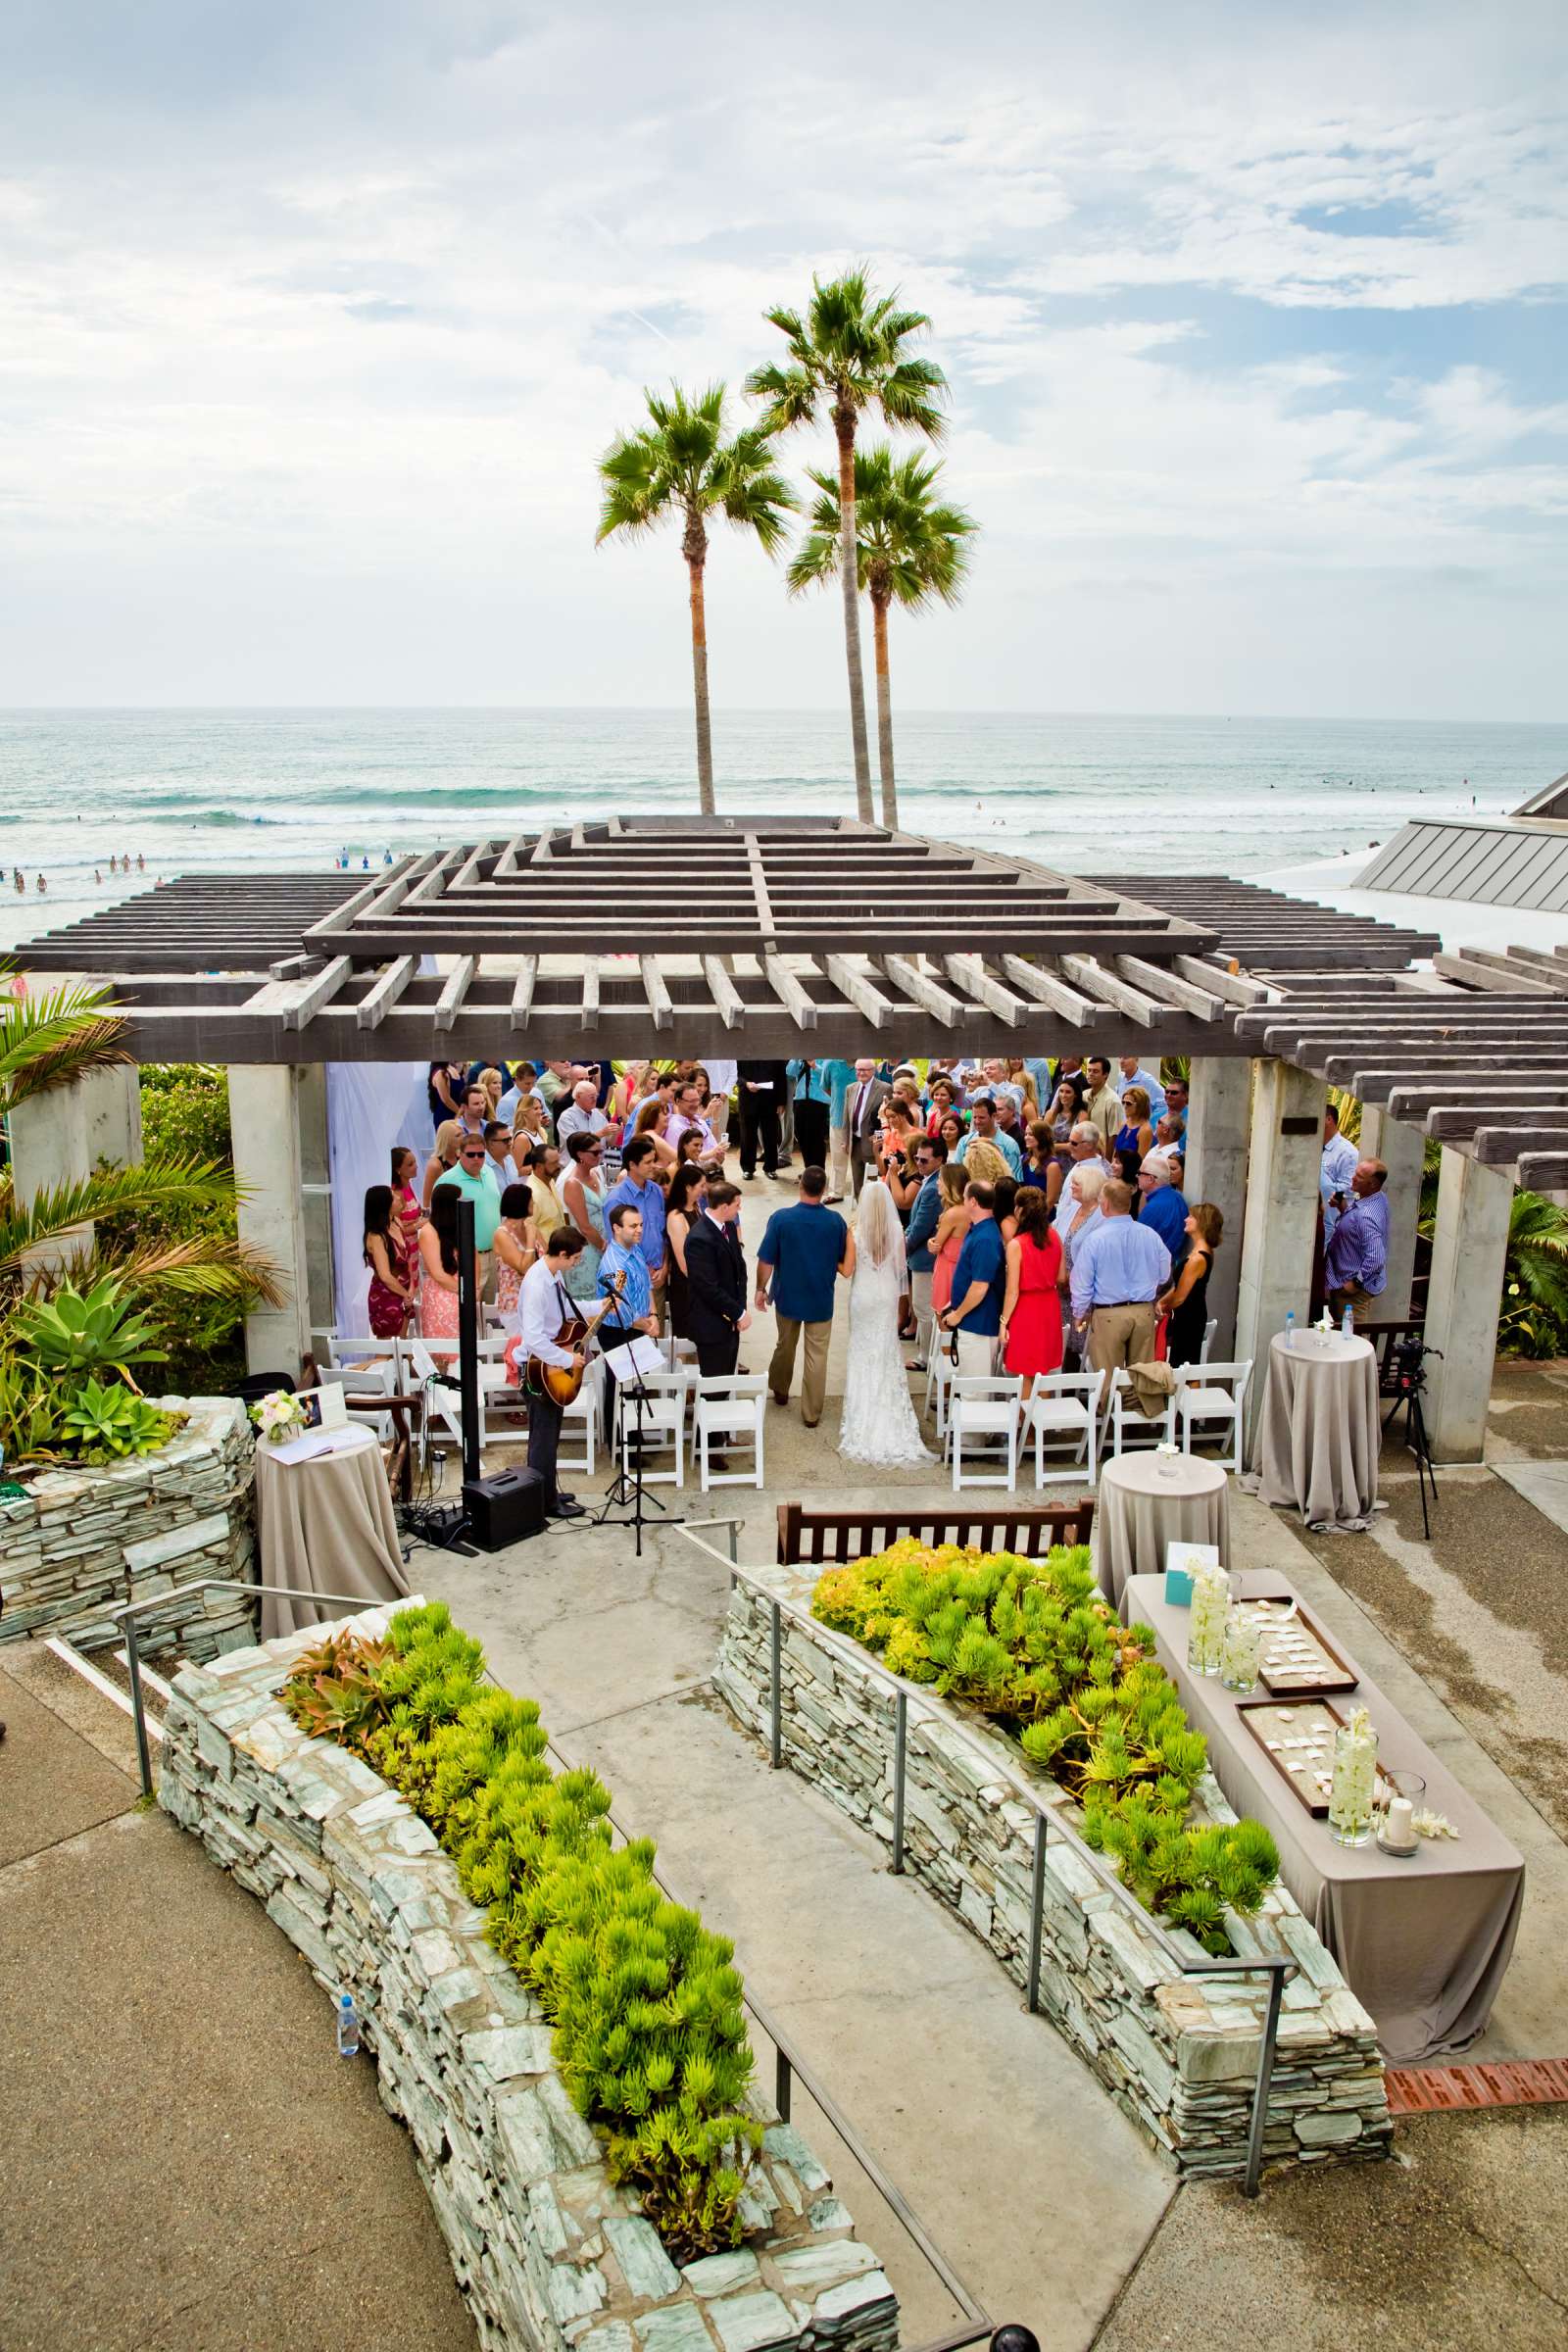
[871,592,897,830]
[834,407,873,822]
[683,508,715,818]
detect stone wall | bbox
[0,1396,257,1657]
[158,1606,900,2352]
[715,1567,1391,2180]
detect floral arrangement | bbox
[250,1390,306,1444]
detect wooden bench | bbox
[776,1498,1095,1566]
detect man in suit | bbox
[736,1059,789,1180]
[684,1180,752,1378]
[845,1056,891,1197]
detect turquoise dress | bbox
[559,1175,608,1301]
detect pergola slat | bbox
[640,955,673,1032]
[944,954,1025,1027]
[765,955,816,1029]
[278,955,353,1032]
[1173,954,1273,1007]
[998,954,1099,1026]
[510,957,539,1028]
[1058,955,1159,1027]
[702,956,746,1030]
[357,954,417,1031]
[582,956,600,1025]
[823,954,894,1029]
[1517,1152,1568,1190]
[433,955,477,1033]
[1431,952,1557,996]
[879,954,962,1029]
[1115,954,1222,1020]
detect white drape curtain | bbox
[326,1061,432,1339]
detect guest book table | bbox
[1122,1569,1524,2062]
[1094,1450,1229,1609]
[253,1427,411,1640]
[1254,1329,1380,1532]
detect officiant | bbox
[736,1059,789,1180]
[683,1181,752,1377]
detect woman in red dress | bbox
[1000,1184,1065,1379]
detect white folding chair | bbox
[1023,1369,1102,1488]
[1175,1358,1252,1474]
[948,1374,1023,1490]
[406,1336,466,1473]
[690,1373,766,1490]
[1105,1368,1176,1458]
[558,1359,602,1477]
[924,1343,957,1438]
[1200,1317,1218,1365]
[618,1367,686,1488]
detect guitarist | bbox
[517,1226,590,1520]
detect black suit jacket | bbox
[684,1214,748,1343]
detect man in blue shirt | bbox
[1324,1157,1391,1315]
[1135,1152,1189,1258]
[1069,1179,1171,1384]
[756,1166,852,1427]
[821,1057,857,1201]
[939,1182,1008,1376]
[1116,1055,1168,1123]
[956,1095,1022,1177]
[602,1135,667,1322]
[1320,1102,1360,1240]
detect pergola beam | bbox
[702,956,746,1030]
[824,954,894,1029]
[356,954,416,1031]
[998,954,1100,1027]
[433,955,477,1033]
[640,955,673,1032]
[1057,955,1160,1027]
[878,954,963,1029]
[944,954,1026,1026]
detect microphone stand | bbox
[592,1270,683,1559]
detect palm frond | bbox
[72,1232,284,1309]
[0,1158,240,1279]
[1,978,131,1104]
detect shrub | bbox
[60,1378,180,1462]
[812,1540,1278,1953]
[11,1276,167,1389]
[282,1602,760,2257]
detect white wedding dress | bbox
[838,1188,933,1468]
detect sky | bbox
[0,0,1564,718]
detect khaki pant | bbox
[768,1315,832,1426]
[954,1329,999,1379]
[909,1267,933,1325]
[1088,1302,1155,1392]
[828,1121,851,1198]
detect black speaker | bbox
[462,1466,547,1551]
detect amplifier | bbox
[462,1466,547,1551]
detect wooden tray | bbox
[1231,1595,1360,1696]
[1236,1695,1394,1819]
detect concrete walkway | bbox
[0,1646,473,2352]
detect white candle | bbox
[1383,1795,1416,1852]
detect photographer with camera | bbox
[1324,1154,1391,1318]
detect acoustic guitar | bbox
[509,1271,629,1408]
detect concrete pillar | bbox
[229,1064,312,1376]
[1358,1105,1424,1322]
[1182,1055,1251,1354]
[80,1063,143,1170]
[297,1060,335,1344]
[1235,1057,1327,1442]
[1422,1148,1513,1463]
[7,1078,93,1276]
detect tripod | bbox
[1381,1354,1439,1541]
[593,1311,684,1559]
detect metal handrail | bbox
[682,1524,1297,2198]
[111,1573,988,2324]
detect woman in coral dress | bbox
[1000,1186,1065,1379]
[927,1164,970,1319]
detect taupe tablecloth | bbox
[1094,1451,1230,1608]
[1254,1330,1379,1531]
[1123,1571,1524,2062]
[253,1432,411,1640]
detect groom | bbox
[755,1166,852,1429]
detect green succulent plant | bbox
[60,1377,176,1460]
[13,1276,167,1391]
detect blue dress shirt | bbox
[1324,1191,1389,1296]
[603,1170,665,1275]
[1137,1184,1189,1259]
[1320,1133,1359,1237]
[598,1237,653,1327]
[787,1057,833,1106]
[1069,1215,1172,1322]
[957,1126,1023,1177]
[1116,1065,1168,1121]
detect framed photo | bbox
[294,1383,348,1434]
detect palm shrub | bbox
[812,1541,1278,1954]
[281,1602,760,2255]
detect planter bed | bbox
[715,1563,1391,2180]
[0,1395,256,1657]
[159,1605,898,2352]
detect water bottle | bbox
[337,1991,360,2058]
[1285,1310,1296,1352]
[1342,1303,1353,1339]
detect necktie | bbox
[855,1084,867,1130]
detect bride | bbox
[838,1179,933,1468]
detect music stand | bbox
[401,1194,482,1554]
[593,1287,683,1559]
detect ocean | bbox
[0,706,1561,951]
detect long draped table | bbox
[1122,1570,1524,2063]
[1253,1329,1379,1531]
[253,1429,412,1640]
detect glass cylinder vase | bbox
[1328,1706,1379,1846]
[1187,1564,1229,1676]
[1219,1606,1262,1693]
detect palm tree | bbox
[1,977,277,1308]
[597,383,795,817]
[747,270,948,824]
[787,447,976,830]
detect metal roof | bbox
[1359,817,1568,910]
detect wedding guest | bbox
[1113,1087,1155,1183]
[1069,1178,1171,1382]
[662,1162,708,1341]
[524,1140,565,1246]
[422,1118,463,1209]
[435,1128,504,1250]
[1005,1058,1042,1120]
[606,1060,646,1132]
[558,1079,611,1152]
[685,1181,752,1379]
[476,1066,506,1118]
[956,1133,1013,1189]
[602,1134,668,1322]
[939,1182,1007,1376]
[427,1060,466,1130]
[631,1094,679,1171]
[484,1120,520,1191]
[1163,1076,1190,1139]
[994,1091,1028,1162]
[1001,1184,1065,1379]
[1324,1157,1391,1316]
[903,1136,946,1364]
[668,1081,727,1171]
[493,1182,540,1334]
[957,1095,1022,1177]
[846,1058,892,1197]
[1320,1101,1359,1239]
[557,1131,608,1300]
[536,1058,576,1114]
[1157,1202,1222,1365]
[512,1093,550,1153]
[756,1166,853,1428]
[1116,1053,1167,1123]
[1136,1150,1190,1257]
[457,1082,490,1140]
[391,1145,423,1265]
[1083,1055,1121,1150]
[417,1184,463,1360]
[926,1076,960,1136]
[497,1061,543,1124]
[364,1184,417,1338]
[927,1161,970,1326]
[937,1108,966,1158]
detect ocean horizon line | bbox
[1,704,1562,731]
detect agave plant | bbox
[60,1377,175,1460]
[12,1276,167,1391]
